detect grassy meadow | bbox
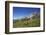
[13,14,40,28]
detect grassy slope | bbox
[13,18,40,28]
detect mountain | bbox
[13,12,40,21]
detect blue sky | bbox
[13,7,40,20]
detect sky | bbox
[13,7,40,20]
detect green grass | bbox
[13,18,40,28]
